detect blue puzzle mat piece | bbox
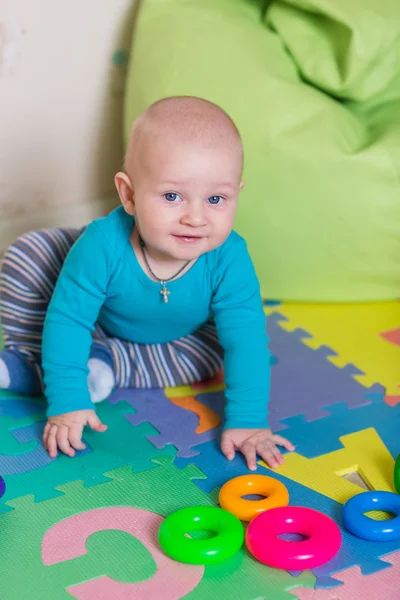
[279,393,400,459]
[266,312,384,431]
[174,440,400,588]
[0,422,64,475]
[0,398,176,511]
[108,388,222,457]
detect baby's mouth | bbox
[172,234,204,243]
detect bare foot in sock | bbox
[0,350,42,395]
[87,358,115,403]
[0,358,11,389]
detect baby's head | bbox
[115,96,244,262]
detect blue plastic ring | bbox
[343,491,400,542]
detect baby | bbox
[0,96,294,469]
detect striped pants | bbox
[0,228,224,393]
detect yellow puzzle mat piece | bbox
[266,301,400,397]
[260,428,395,519]
[165,381,225,399]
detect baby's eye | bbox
[208,195,224,205]
[164,193,181,202]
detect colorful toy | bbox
[342,491,400,542]
[0,476,5,499]
[158,505,244,565]
[245,506,342,570]
[394,454,400,494]
[218,474,289,521]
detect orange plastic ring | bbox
[218,474,289,522]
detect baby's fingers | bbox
[241,441,257,471]
[272,434,295,452]
[258,442,282,469]
[56,426,76,458]
[46,424,60,458]
[221,435,235,461]
[43,422,51,450]
[88,412,108,433]
[69,424,86,452]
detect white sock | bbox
[0,358,11,389]
[87,358,115,403]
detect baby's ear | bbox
[115,172,135,215]
[239,180,245,192]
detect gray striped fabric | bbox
[0,227,223,392]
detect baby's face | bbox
[129,136,243,262]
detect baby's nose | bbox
[182,203,207,226]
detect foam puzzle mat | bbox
[0,300,399,599]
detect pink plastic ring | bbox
[245,506,342,570]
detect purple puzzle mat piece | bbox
[0,476,5,498]
[108,388,222,457]
[276,392,399,459]
[266,312,384,431]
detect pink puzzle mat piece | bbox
[380,325,400,404]
[385,386,400,407]
[291,550,400,599]
[380,328,400,347]
[42,506,204,599]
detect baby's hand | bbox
[43,409,108,459]
[221,428,294,471]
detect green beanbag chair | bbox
[124,0,400,301]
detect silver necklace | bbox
[139,237,191,303]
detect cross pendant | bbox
[160,283,170,303]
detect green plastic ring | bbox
[395,454,400,494]
[158,505,244,565]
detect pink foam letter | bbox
[42,506,204,599]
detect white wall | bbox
[0,0,136,252]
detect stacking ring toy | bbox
[343,491,400,542]
[394,454,400,494]
[218,474,289,521]
[158,506,244,564]
[246,506,342,570]
[0,476,5,499]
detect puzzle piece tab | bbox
[0,399,176,510]
[266,301,400,400]
[108,388,221,457]
[169,394,221,433]
[0,415,37,456]
[380,328,400,347]
[0,421,58,475]
[278,393,399,460]
[291,550,400,599]
[266,313,382,431]
[259,429,396,506]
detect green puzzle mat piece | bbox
[0,456,315,600]
[0,389,47,421]
[0,415,38,455]
[0,400,176,509]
